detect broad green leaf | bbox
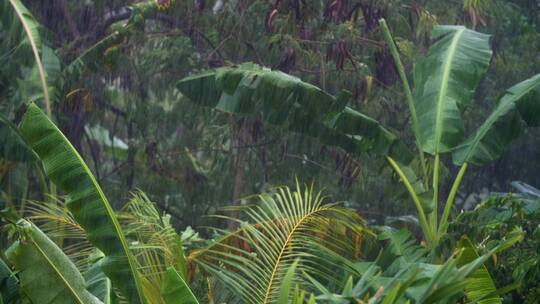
[5,220,102,304]
[161,267,199,304]
[414,26,491,154]
[177,63,413,164]
[19,103,146,304]
[456,237,501,304]
[453,73,540,165]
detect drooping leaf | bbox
[19,103,146,304]
[453,73,540,165]
[413,25,491,154]
[161,267,199,304]
[177,63,413,164]
[5,220,102,304]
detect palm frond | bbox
[192,183,371,304]
[118,191,186,295]
[24,198,94,271]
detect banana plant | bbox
[379,19,540,246]
[177,22,540,247]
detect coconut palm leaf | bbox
[177,63,413,164]
[118,192,187,292]
[192,183,370,304]
[19,103,146,304]
[25,198,94,271]
[453,73,540,165]
[455,237,501,304]
[5,219,102,304]
[413,25,491,154]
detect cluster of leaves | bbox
[447,182,540,303]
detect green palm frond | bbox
[192,183,371,304]
[118,192,187,294]
[24,191,187,287]
[25,198,94,271]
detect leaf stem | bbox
[439,163,468,235]
[379,19,428,183]
[386,157,433,244]
[430,154,440,232]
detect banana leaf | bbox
[19,103,146,304]
[453,73,540,165]
[5,219,102,304]
[177,63,413,164]
[161,267,199,304]
[413,25,491,154]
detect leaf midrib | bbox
[25,104,145,304]
[29,237,86,304]
[262,206,331,304]
[434,28,465,152]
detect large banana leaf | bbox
[5,220,101,304]
[177,63,413,164]
[453,73,540,165]
[413,25,491,154]
[19,103,146,304]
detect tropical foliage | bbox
[1,0,540,303]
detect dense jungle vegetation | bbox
[1,0,540,303]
